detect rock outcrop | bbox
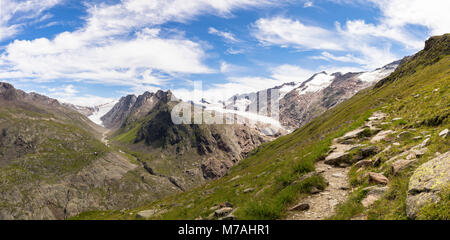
[406,151,449,219]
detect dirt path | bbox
[101,129,110,146]
[286,162,350,220]
[286,111,387,220]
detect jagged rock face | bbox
[223,61,399,131]
[101,94,137,129]
[105,90,269,182]
[0,82,179,219]
[0,82,60,108]
[63,103,96,117]
[280,71,384,130]
[101,90,175,129]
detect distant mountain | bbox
[280,60,402,129]
[0,83,185,219]
[206,60,402,131]
[101,90,271,183]
[79,34,449,221]
[63,101,118,126]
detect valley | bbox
[0,34,449,220]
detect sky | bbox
[0,0,449,106]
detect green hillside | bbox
[73,34,449,220]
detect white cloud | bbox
[270,64,314,83]
[220,61,246,73]
[253,17,344,50]
[0,0,286,89]
[336,20,424,50]
[252,0,450,70]
[368,0,450,36]
[0,28,211,86]
[42,84,114,106]
[252,16,406,69]
[0,0,60,41]
[48,84,78,98]
[174,64,314,102]
[226,47,245,55]
[208,27,239,42]
[303,1,314,8]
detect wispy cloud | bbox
[252,17,344,51]
[0,0,286,88]
[0,0,60,42]
[303,1,314,8]
[208,27,240,43]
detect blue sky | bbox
[0,0,448,106]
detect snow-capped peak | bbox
[296,72,335,95]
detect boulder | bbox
[210,205,220,211]
[439,129,448,138]
[418,138,431,148]
[336,128,370,143]
[353,146,380,162]
[370,130,394,143]
[324,151,351,166]
[243,188,255,193]
[406,151,449,219]
[289,203,310,211]
[368,172,389,185]
[392,160,415,175]
[136,209,158,219]
[214,207,233,217]
[361,186,388,207]
[354,159,373,169]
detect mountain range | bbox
[0,34,448,220]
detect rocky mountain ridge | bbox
[73,34,449,220]
[203,61,402,131]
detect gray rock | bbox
[209,206,220,211]
[406,151,449,219]
[289,203,310,211]
[136,209,158,219]
[392,160,415,175]
[368,172,389,185]
[214,207,233,217]
[418,138,431,148]
[243,188,255,193]
[361,186,388,207]
[439,129,448,138]
[354,159,373,169]
[370,130,394,143]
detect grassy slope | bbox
[0,106,109,189]
[74,35,450,220]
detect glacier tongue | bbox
[88,101,118,126]
[296,72,335,95]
